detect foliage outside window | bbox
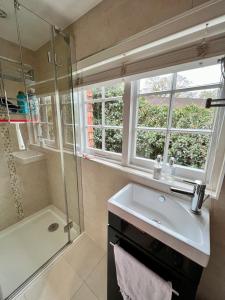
[134,64,221,170]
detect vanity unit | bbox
[107,183,210,300]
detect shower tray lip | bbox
[0,205,79,239]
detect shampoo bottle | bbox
[17,91,28,114]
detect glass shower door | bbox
[53,26,82,241]
[0,1,81,298]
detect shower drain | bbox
[48,223,59,232]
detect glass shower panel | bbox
[53,28,82,240]
[0,1,81,299]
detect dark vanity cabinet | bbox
[107,212,203,300]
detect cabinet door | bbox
[107,225,199,300]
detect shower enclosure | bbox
[0,1,81,299]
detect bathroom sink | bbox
[13,150,45,165]
[108,183,210,267]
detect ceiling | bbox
[0,0,102,51]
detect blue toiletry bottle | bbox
[17,91,29,114]
[28,88,38,117]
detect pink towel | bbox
[114,244,172,300]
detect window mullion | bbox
[122,80,132,166]
[163,73,177,163]
[129,80,139,163]
[102,87,106,150]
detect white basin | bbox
[13,150,45,165]
[108,183,210,267]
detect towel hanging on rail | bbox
[113,243,173,300]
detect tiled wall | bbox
[45,151,81,226]
[0,124,51,230]
[71,0,210,61]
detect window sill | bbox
[82,154,217,200]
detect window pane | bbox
[40,124,48,139]
[176,65,221,89]
[40,96,51,105]
[139,74,173,94]
[86,102,102,125]
[168,133,210,169]
[172,89,218,129]
[65,125,73,144]
[48,125,55,140]
[87,127,102,149]
[105,100,123,126]
[105,83,124,97]
[105,129,122,153]
[47,105,53,123]
[136,130,165,160]
[39,105,47,122]
[86,88,102,100]
[137,94,170,128]
[62,104,72,124]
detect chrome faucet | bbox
[170,180,209,214]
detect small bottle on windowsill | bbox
[164,157,176,182]
[153,155,162,180]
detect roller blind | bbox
[74,32,225,87]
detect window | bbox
[82,81,125,160]
[36,95,56,147]
[130,64,222,180]
[77,61,224,184]
[61,93,74,148]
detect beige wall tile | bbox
[0,125,50,230]
[16,160,51,218]
[45,151,81,226]
[72,0,212,60]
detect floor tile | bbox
[86,255,107,300]
[24,258,82,300]
[71,283,97,300]
[13,294,26,300]
[65,234,105,280]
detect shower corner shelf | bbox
[13,149,46,165]
[0,112,38,124]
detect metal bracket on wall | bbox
[205,98,225,108]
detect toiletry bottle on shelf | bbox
[17,91,28,114]
[153,155,162,180]
[28,88,38,119]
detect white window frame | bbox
[81,80,124,161]
[128,73,222,182]
[60,92,75,150]
[35,94,57,148]
[76,57,225,196]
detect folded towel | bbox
[114,244,172,300]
